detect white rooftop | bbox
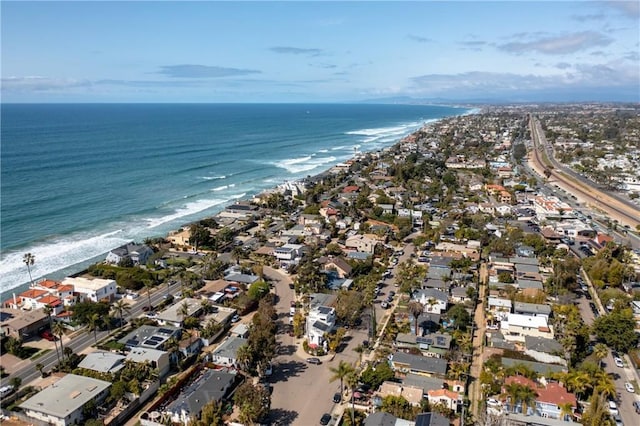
[20,374,111,418]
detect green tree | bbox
[359,362,395,389]
[87,313,101,343]
[592,308,639,353]
[192,399,225,426]
[234,381,270,425]
[408,301,424,336]
[53,321,67,359]
[329,360,355,397]
[35,362,45,377]
[593,343,608,368]
[189,223,211,251]
[111,299,131,328]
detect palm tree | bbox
[567,370,592,401]
[179,301,190,327]
[518,385,538,416]
[23,252,35,286]
[593,343,608,368]
[594,375,616,400]
[558,401,574,421]
[35,363,45,377]
[345,369,359,425]
[43,305,61,364]
[143,280,154,311]
[236,344,252,371]
[52,321,66,359]
[87,313,101,343]
[504,383,521,413]
[407,300,424,336]
[329,360,355,397]
[111,299,131,328]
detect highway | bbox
[528,116,640,230]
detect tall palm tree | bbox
[504,383,521,413]
[407,301,424,336]
[594,375,616,400]
[143,280,154,311]
[236,344,252,371]
[52,321,66,360]
[329,360,355,397]
[23,252,35,286]
[43,305,61,364]
[345,369,359,425]
[87,313,101,343]
[111,299,131,328]
[593,343,608,368]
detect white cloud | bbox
[498,31,613,55]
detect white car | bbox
[614,357,624,368]
[487,398,501,406]
[625,382,635,393]
[608,400,619,416]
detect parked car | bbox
[231,314,240,323]
[609,400,619,416]
[633,400,640,414]
[381,301,389,309]
[320,413,332,425]
[333,392,342,403]
[614,357,624,368]
[39,329,56,341]
[0,385,15,398]
[625,382,635,393]
[307,357,321,365]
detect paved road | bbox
[3,283,181,388]
[265,266,368,426]
[574,290,639,424]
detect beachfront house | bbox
[62,276,117,303]
[105,243,154,266]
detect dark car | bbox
[320,413,332,425]
[307,357,322,365]
[39,329,56,341]
[333,392,342,403]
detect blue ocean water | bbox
[1,103,468,293]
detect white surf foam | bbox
[201,175,226,180]
[145,198,228,229]
[273,155,337,174]
[0,230,131,294]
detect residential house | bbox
[345,234,378,254]
[209,336,248,367]
[513,302,552,321]
[164,370,237,425]
[501,358,567,378]
[487,297,512,322]
[156,298,203,328]
[0,308,49,340]
[377,381,424,406]
[503,375,576,420]
[274,243,304,264]
[426,388,461,411]
[106,243,154,266]
[62,276,117,303]
[500,313,554,342]
[523,336,566,366]
[77,351,126,375]
[413,289,448,315]
[126,347,171,379]
[450,286,472,304]
[119,325,181,352]
[389,352,448,377]
[414,412,449,426]
[318,256,353,278]
[20,374,111,426]
[306,306,336,348]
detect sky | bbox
[1,1,639,103]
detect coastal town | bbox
[2,103,640,426]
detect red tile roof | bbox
[428,389,459,400]
[536,382,576,407]
[343,185,360,193]
[20,289,48,299]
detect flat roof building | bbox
[20,374,111,426]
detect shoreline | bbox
[1,107,475,297]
